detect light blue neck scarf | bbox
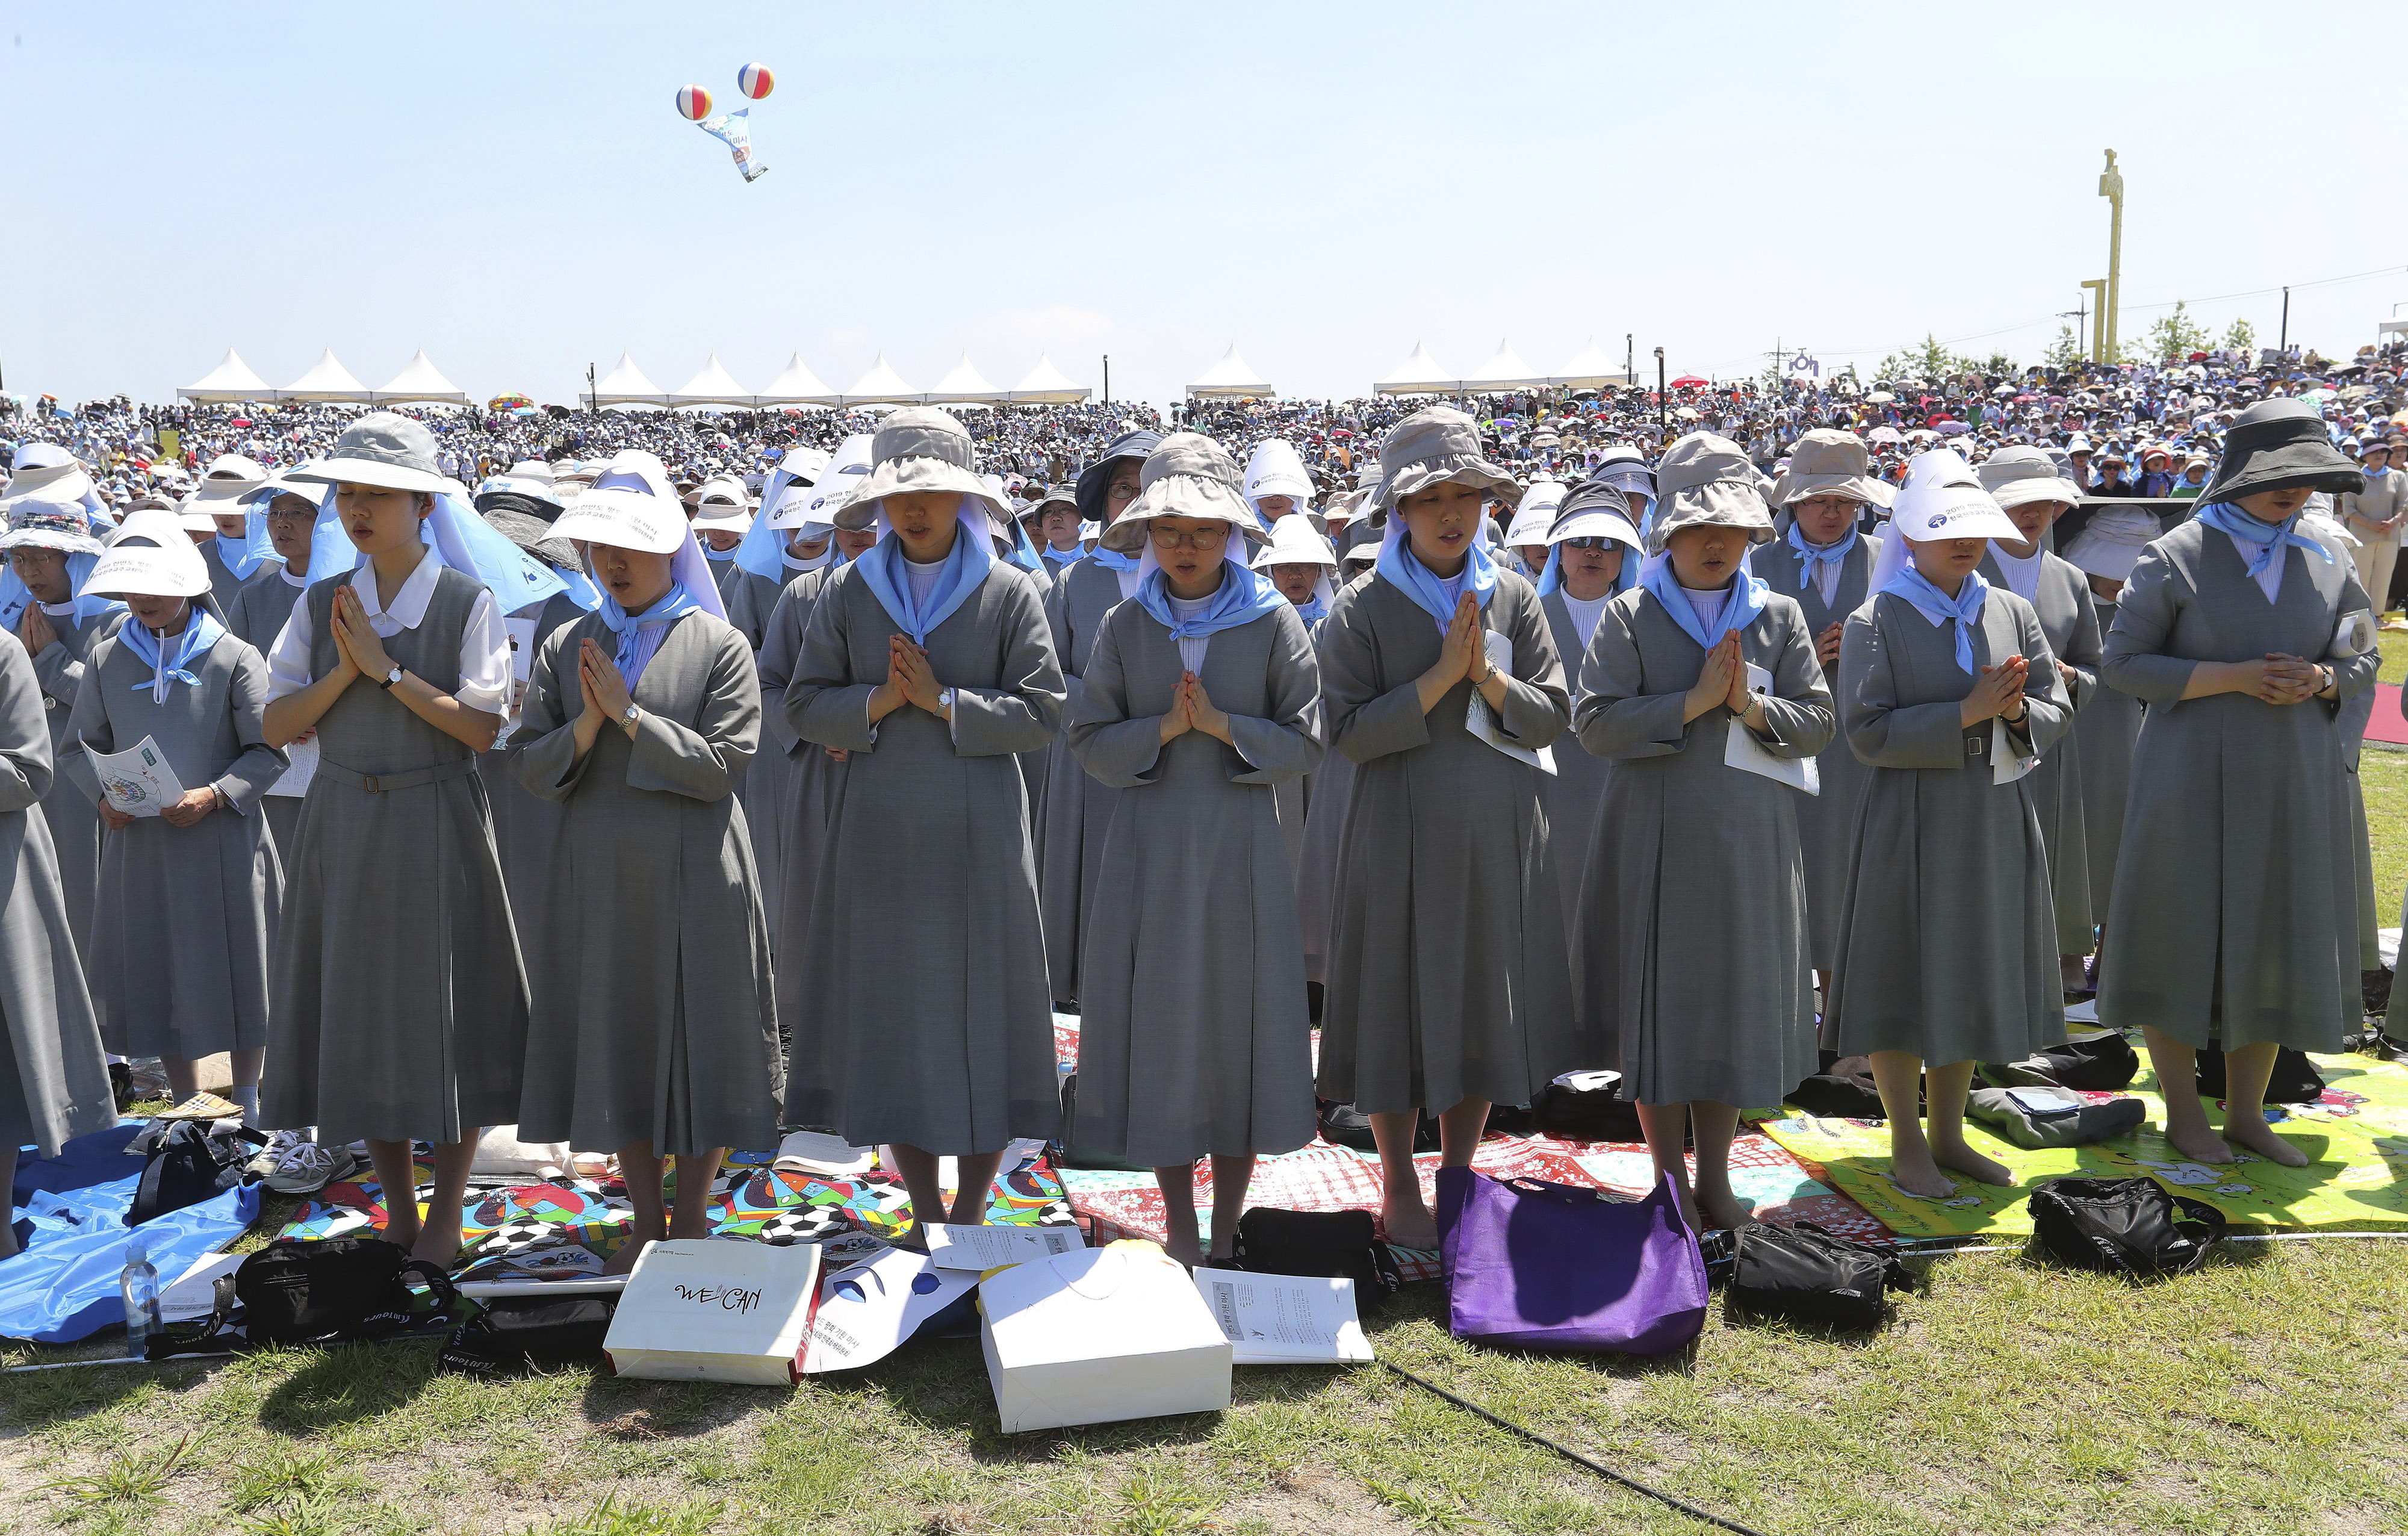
[2192,500,2333,583]
[1881,565,1989,673]
[1134,558,1288,641]
[116,605,225,701]
[1641,556,1767,652]
[857,518,994,646]
[1786,521,1858,589]
[1293,595,1329,626]
[597,582,701,691]
[1085,544,1140,573]
[1377,527,1497,632]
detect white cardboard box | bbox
[602,1239,822,1386]
[980,1243,1232,1433]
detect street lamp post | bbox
[1654,347,1666,433]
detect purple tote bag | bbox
[1435,1165,1707,1355]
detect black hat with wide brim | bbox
[2199,399,2365,503]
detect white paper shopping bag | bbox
[601,1239,822,1386]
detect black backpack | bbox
[1717,1222,1915,1329]
[1531,1080,1645,1143]
[438,1292,618,1377]
[2194,1046,2324,1104]
[1229,1208,1403,1299]
[129,1120,267,1224]
[1987,1030,2140,1092]
[1786,1056,1886,1119]
[235,1239,459,1345]
[2029,1177,2227,1278]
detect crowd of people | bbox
[0,338,2395,1272]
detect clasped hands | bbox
[1683,632,1770,730]
[1159,670,1233,745]
[868,635,949,723]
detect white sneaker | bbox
[245,1130,306,1181]
[265,1140,360,1195]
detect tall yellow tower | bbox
[2097,150,2124,364]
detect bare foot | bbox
[379,1218,421,1252]
[1885,1146,1956,1199]
[2222,1117,2310,1168]
[1380,1198,1439,1252]
[891,1224,930,1254]
[1204,1242,1236,1266]
[1932,1141,2015,1187]
[1162,1233,1203,1269]
[2163,1122,2236,1164]
[601,1236,654,1276]
[409,1221,464,1270]
[1696,1190,1759,1233]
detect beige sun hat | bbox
[1976,446,2087,511]
[288,412,450,494]
[1643,432,1775,555]
[1765,429,1895,510]
[1368,406,1522,521]
[1099,434,1264,555]
[829,408,1013,533]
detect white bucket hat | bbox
[547,481,731,624]
[0,491,106,556]
[84,508,213,599]
[1250,513,1338,573]
[830,408,1013,534]
[2062,507,2162,582]
[1099,434,1264,555]
[288,412,451,494]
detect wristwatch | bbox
[376,665,403,691]
[619,703,642,727]
[936,687,956,718]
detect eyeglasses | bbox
[1149,525,1230,550]
[1107,483,1141,502]
[1562,536,1618,550]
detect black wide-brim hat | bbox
[2199,399,2365,503]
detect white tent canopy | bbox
[1547,337,1633,390]
[756,352,837,407]
[585,351,670,409]
[1187,344,1272,399]
[1460,340,1548,394]
[921,352,1005,406]
[669,354,754,409]
[279,349,371,403]
[374,349,468,405]
[178,347,273,403]
[1374,341,1457,396]
[1005,353,1089,405]
[837,353,918,406]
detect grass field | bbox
[3,743,2404,1535]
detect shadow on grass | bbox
[0,1354,222,1433]
[254,1338,445,1434]
[576,1371,789,1439]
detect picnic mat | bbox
[1763,1051,2408,1239]
[2361,682,2408,746]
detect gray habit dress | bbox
[1826,586,2071,1064]
[1038,557,1139,1004]
[1754,530,1882,971]
[261,566,531,1146]
[757,563,845,1041]
[783,558,1066,1152]
[0,633,116,1158]
[64,625,286,1060]
[1294,572,1374,987]
[2070,591,2141,924]
[1065,595,1324,1166]
[1981,549,2103,955]
[200,539,252,612]
[1313,568,1583,1115]
[2096,520,2377,1052]
[720,561,792,932]
[225,565,313,862]
[482,591,586,956]
[1536,588,1616,955]
[26,606,123,970]
[510,608,781,1155]
[1572,586,1832,1107]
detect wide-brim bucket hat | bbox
[2198,399,2366,503]
[1643,432,1775,555]
[1250,512,1338,571]
[830,407,1014,533]
[1368,406,1522,522]
[1976,446,2087,510]
[1766,429,1895,509]
[1075,429,1165,527]
[288,412,450,494]
[1099,434,1265,555]
[2062,507,2162,582]
[0,491,106,556]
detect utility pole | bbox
[2081,280,2108,364]
[1625,332,1633,388]
[2097,150,2124,364]
[2058,303,2087,363]
[1654,347,1666,434]
[1102,355,1110,405]
[2279,288,2289,358]
[586,362,597,419]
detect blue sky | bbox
[5,2,2403,408]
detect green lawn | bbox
[5,743,2406,1535]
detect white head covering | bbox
[1250,511,1338,609]
[2062,507,2162,582]
[1867,450,2026,592]
[1503,480,1568,546]
[1243,439,1315,526]
[84,508,212,599]
[689,474,754,533]
[548,480,729,623]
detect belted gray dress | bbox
[509,608,780,1155]
[783,559,1066,1152]
[1535,588,1616,955]
[1312,570,1583,1115]
[757,563,845,1042]
[261,566,531,1146]
[1572,586,1831,1107]
[2070,590,2142,924]
[482,591,586,956]
[224,567,312,859]
[63,626,286,1060]
[1754,531,1882,971]
[1294,571,1373,987]
[1826,586,2070,1065]
[1980,550,2104,956]
[1066,597,1324,1166]
[2097,521,2377,1051]
[25,607,123,969]
[1037,556,1139,1004]
[0,632,116,1158]
[721,560,793,934]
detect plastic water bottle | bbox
[120,1238,160,1360]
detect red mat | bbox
[2366,682,2408,746]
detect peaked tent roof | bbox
[1004,353,1090,405]
[279,349,371,403]
[1547,337,1633,390]
[1460,339,1548,393]
[922,353,1005,406]
[669,354,754,408]
[585,351,669,409]
[373,349,469,404]
[755,352,837,407]
[1374,341,1457,396]
[836,353,918,406]
[178,347,274,403]
[1186,344,1273,399]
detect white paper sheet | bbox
[85,735,187,816]
[1465,630,1556,775]
[1192,1268,1374,1364]
[1722,665,1817,793]
[265,733,318,798]
[924,1223,1084,1273]
[801,1247,975,1373]
[1991,719,2041,785]
[504,617,539,733]
[2333,607,2376,659]
[159,1252,244,1323]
